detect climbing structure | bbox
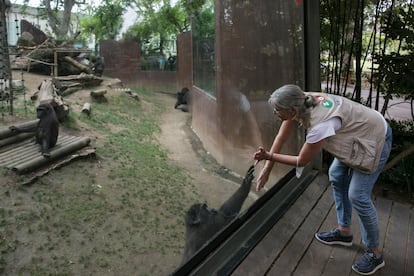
[0,0,12,114]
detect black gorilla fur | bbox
[175,87,190,112]
[10,103,59,157]
[181,165,255,263]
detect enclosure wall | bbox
[100,40,176,87]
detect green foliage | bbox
[192,4,214,40]
[79,0,125,42]
[124,3,186,54]
[373,4,414,99]
[379,119,414,197]
[123,0,213,54]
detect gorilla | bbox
[10,103,59,157]
[181,165,255,263]
[174,87,190,112]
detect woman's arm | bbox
[254,140,324,166]
[255,119,295,191]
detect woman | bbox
[253,84,392,275]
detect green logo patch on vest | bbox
[315,95,334,108]
[321,99,333,108]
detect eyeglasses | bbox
[273,107,282,114]
[273,107,295,116]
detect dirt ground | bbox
[0,72,255,275]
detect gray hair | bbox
[268,84,318,127]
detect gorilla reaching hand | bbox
[181,165,255,263]
[10,103,59,157]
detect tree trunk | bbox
[37,80,69,121]
[63,56,93,74]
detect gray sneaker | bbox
[352,250,385,275]
[315,228,353,246]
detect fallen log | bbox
[0,133,35,149]
[36,80,70,121]
[22,147,96,185]
[37,79,55,104]
[60,86,82,97]
[55,73,103,88]
[63,56,93,74]
[90,89,107,103]
[0,120,38,139]
[12,136,91,174]
[90,89,107,99]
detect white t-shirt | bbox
[306,117,342,143]
[296,117,342,179]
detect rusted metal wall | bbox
[177,32,192,90]
[100,39,177,87]
[190,0,308,183]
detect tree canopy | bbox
[122,0,213,55]
[79,0,124,43]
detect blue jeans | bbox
[328,124,392,248]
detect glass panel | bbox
[140,39,177,71]
[192,6,216,96]
[178,0,306,270]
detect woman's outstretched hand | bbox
[255,167,270,192]
[253,146,270,163]
[253,147,272,192]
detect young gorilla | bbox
[10,103,59,157]
[174,87,190,112]
[181,165,255,263]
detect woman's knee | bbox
[328,159,348,184]
[348,189,371,210]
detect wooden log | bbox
[55,73,103,88]
[90,89,107,102]
[12,136,91,174]
[90,89,107,98]
[36,80,69,121]
[37,79,55,105]
[0,120,38,139]
[82,103,91,116]
[63,56,93,74]
[0,133,35,148]
[60,86,82,97]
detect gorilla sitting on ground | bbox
[174,87,190,112]
[181,165,255,263]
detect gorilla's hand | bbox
[243,165,255,185]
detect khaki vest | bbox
[306,92,386,173]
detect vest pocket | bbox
[350,137,377,173]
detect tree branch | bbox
[382,143,414,172]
